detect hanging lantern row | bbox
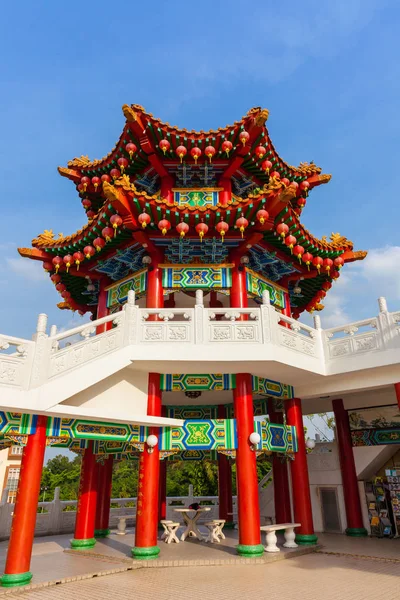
[275,224,345,272]
[78,144,138,194]
[159,137,237,163]
[153,215,251,241]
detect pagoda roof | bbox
[18,102,367,316]
[59,105,323,181]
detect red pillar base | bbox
[71,442,98,550]
[1,415,48,588]
[234,373,264,557]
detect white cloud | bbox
[5,258,47,283]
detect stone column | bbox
[1,415,48,588]
[332,399,367,536]
[285,398,317,545]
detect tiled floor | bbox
[1,530,400,597]
[3,553,400,600]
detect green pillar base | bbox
[345,527,368,537]
[0,572,33,588]
[94,529,110,538]
[131,546,160,560]
[295,533,318,545]
[236,544,264,557]
[70,537,96,549]
[224,521,236,530]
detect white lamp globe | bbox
[146,434,158,448]
[306,438,316,450]
[249,432,261,446]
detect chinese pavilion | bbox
[1,104,368,587]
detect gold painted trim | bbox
[245,267,288,293]
[104,267,148,291]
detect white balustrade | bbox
[0,295,399,393]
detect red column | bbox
[71,441,98,549]
[158,406,167,524]
[1,415,47,588]
[96,278,111,334]
[332,399,367,536]
[147,255,164,315]
[230,262,248,313]
[267,399,292,523]
[233,373,263,557]
[285,398,317,544]
[132,373,162,559]
[94,456,114,538]
[395,383,400,410]
[217,405,234,528]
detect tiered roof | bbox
[18,104,366,316]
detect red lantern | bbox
[138,212,151,229]
[334,256,344,270]
[84,245,95,260]
[255,146,266,160]
[159,139,171,155]
[322,281,332,291]
[77,184,84,195]
[82,199,91,209]
[176,222,189,238]
[236,216,248,238]
[281,177,290,187]
[73,251,84,270]
[93,237,105,252]
[299,180,310,195]
[43,261,53,272]
[102,227,114,242]
[63,254,73,273]
[270,170,281,179]
[261,159,272,173]
[285,235,297,253]
[50,273,61,284]
[110,168,121,180]
[293,245,305,263]
[195,222,208,242]
[80,176,91,192]
[125,143,137,159]
[190,147,202,163]
[91,176,101,191]
[331,269,340,281]
[313,256,323,273]
[87,210,96,219]
[297,197,307,209]
[56,283,66,292]
[291,181,299,190]
[302,252,313,270]
[158,219,171,236]
[52,256,63,273]
[256,209,269,225]
[117,157,129,173]
[221,140,233,156]
[176,145,187,163]
[239,130,250,146]
[216,220,229,241]
[110,214,123,236]
[101,174,111,184]
[61,290,71,300]
[205,146,216,162]
[276,222,289,241]
[323,258,333,274]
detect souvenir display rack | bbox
[365,478,392,537]
[385,469,400,537]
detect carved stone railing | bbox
[0,293,399,394]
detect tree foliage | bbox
[40,454,272,501]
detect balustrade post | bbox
[123,290,138,345]
[29,314,49,388]
[260,290,272,343]
[195,289,204,343]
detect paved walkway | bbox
[0,531,399,597]
[2,553,400,600]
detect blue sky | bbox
[1,0,399,340]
